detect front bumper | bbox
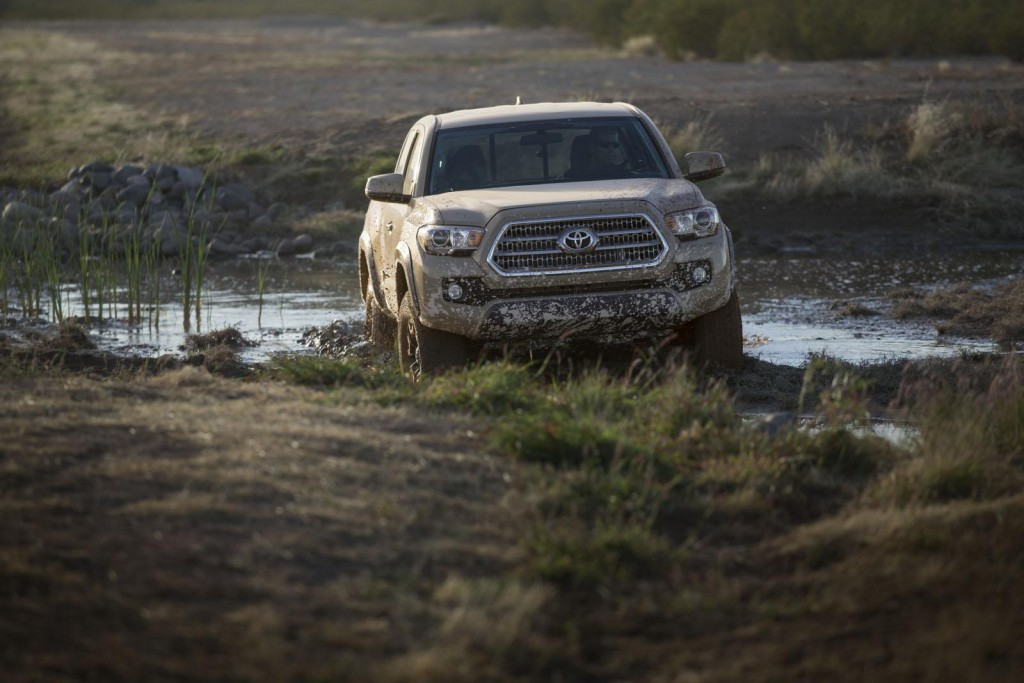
[414,227,734,343]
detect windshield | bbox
[427,117,670,195]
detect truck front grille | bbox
[487,213,667,276]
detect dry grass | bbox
[0,371,527,681]
[737,98,1024,237]
[891,279,1024,346]
[1,350,1023,681]
[0,29,203,186]
[664,112,727,162]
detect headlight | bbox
[416,226,485,256]
[665,206,720,239]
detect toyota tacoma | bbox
[358,101,742,375]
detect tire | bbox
[364,292,396,351]
[693,290,744,370]
[396,293,469,378]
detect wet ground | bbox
[25,245,1022,367]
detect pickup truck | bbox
[358,101,742,376]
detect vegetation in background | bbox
[2,0,1022,62]
[739,97,1024,238]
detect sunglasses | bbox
[595,140,620,149]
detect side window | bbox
[404,133,423,196]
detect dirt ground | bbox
[12,18,1024,170]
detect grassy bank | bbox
[2,344,1022,681]
[690,96,1024,241]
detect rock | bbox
[112,165,144,186]
[165,180,187,200]
[97,188,118,208]
[114,205,139,225]
[208,237,247,257]
[85,201,110,223]
[225,209,249,226]
[116,183,152,207]
[155,175,176,192]
[173,165,204,190]
[59,219,80,248]
[79,160,115,175]
[2,201,43,225]
[16,189,46,207]
[200,211,230,231]
[215,183,254,211]
[275,237,299,257]
[238,237,262,253]
[147,210,179,232]
[275,234,313,257]
[251,213,273,230]
[88,172,112,191]
[247,201,264,219]
[59,179,84,196]
[155,226,189,257]
[63,203,82,223]
[49,190,81,213]
[267,202,288,220]
[154,164,176,181]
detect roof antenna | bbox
[515,96,522,105]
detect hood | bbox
[422,178,702,228]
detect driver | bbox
[590,127,625,171]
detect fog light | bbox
[447,283,464,301]
[692,266,709,284]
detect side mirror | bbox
[365,173,409,203]
[683,152,725,182]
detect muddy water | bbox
[59,249,1023,366]
[741,249,1023,364]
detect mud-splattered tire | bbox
[364,293,397,350]
[396,293,469,378]
[693,290,743,370]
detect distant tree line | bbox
[3,0,1021,61]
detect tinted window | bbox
[427,117,669,195]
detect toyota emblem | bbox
[557,227,599,254]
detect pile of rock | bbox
[0,161,318,258]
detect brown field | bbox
[2,18,1024,683]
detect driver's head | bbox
[591,127,623,165]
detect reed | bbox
[256,253,269,328]
[145,231,162,330]
[0,233,12,316]
[123,222,144,324]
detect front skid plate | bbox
[477,290,689,342]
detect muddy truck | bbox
[358,101,742,375]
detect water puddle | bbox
[69,257,362,363]
[14,248,1023,366]
[739,250,1023,365]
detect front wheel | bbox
[364,293,397,351]
[692,290,744,370]
[396,293,470,378]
